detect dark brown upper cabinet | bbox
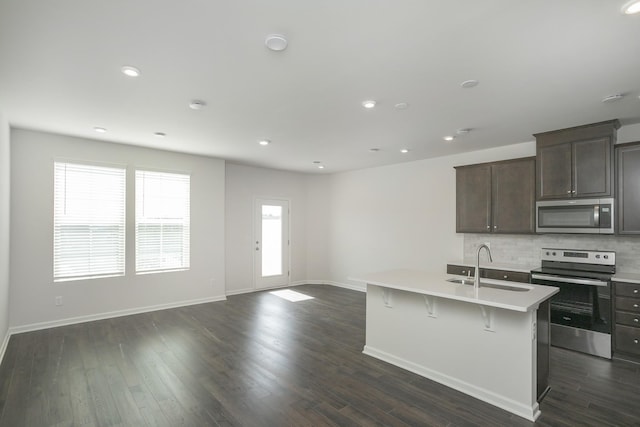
[616,141,640,235]
[535,120,619,200]
[456,157,535,234]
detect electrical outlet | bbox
[55,296,63,306]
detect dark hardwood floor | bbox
[0,284,639,426]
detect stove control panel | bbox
[540,248,616,266]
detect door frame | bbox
[253,197,291,290]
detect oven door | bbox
[531,273,611,333]
[531,273,612,358]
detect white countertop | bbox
[612,272,640,284]
[350,269,558,313]
[448,260,538,274]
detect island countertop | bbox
[350,268,559,312]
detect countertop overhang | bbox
[350,269,559,312]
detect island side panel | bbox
[364,284,539,421]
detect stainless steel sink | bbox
[446,277,530,292]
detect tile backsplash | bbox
[464,234,640,273]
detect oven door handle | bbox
[531,273,608,287]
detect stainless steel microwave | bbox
[536,198,614,234]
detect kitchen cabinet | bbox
[446,264,475,277]
[455,157,535,234]
[447,264,530,283]
[616,141,640,234]
[535,120,619,200]
[482,268,530,283]
[613,281,640,362]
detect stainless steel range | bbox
[531,248,615,359]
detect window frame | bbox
[135,168,191,274]
[53,160,127,282]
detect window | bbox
[136,170,190,273]
[54,162,126,281]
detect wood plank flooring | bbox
[0,284,639,426]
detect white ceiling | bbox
[1,0,639,173]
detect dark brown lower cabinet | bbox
[447,264,530,284]
[613,281,640,363]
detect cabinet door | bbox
[492,158,535,233]
[537,143,572,199]
[456,164,491,233]
[573,137,611,197]
[482,268,530,283]
[617,143,640,234]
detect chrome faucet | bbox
[475,244,493,292]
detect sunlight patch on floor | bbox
[269,289,314,302]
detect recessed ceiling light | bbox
[189,100,207,110]
[154,132,166,138]
[602,94,624,103]
[265,34,288,51]
[362,100,376,109]
[444,136,455,141]
[460,80,479,89]
[258,139,270,146]
[456,128,472,135]
[394,102,409,110]
[400,149,410,153]
[121,65,141,77]
[94,127,107,133]
[622,0,640,14]
[318,165,325,169]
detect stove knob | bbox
[604,255,609,259]
[552,252,556,256]
[545,251,550,256]
[596,255,601,259]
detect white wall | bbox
[225,163,310,294]
[325,142,536,289]
[305,175,332,281]
[0,111,10,351]
[9,129,226,329]
[618,122,640,144]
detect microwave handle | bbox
[594,204,600,227]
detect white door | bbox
[254,198,290,289]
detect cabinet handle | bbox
[634,289,639,294]
[634,318,639,323]
[486,225,490,229]
[635,304,639,308]
[494,225,497,229]
[635,339,639,344]
[567,190,572,194]
[461,270,466,274]
[503,275,508,279]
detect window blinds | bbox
[53,162,126,281]
[135,170,190,273]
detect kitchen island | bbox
[350,269,559,421]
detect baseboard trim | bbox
[225,287,256,296]
[362,345,540,422]
[9,295,227,335]
[325,280,366,292]
[291,280,366,292]
[0,329,10,367]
